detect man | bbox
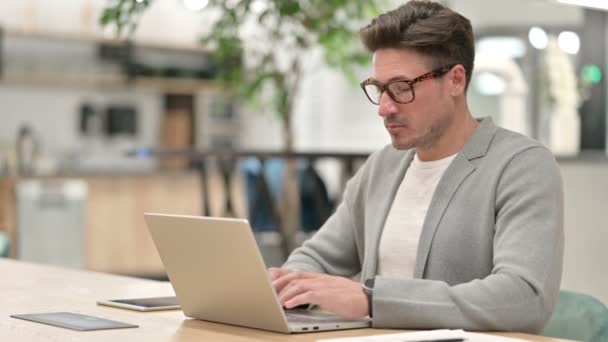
[269,0,564,333]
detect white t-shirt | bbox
[378,152,457,279]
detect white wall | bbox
[449,0,583,29]
[293,50,388,152]
[0,84,163,172]
[560,162,608,305]
[238,109,285,150]
[0,85,162,147]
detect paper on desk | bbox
[317,329,530,342]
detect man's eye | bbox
[391,83,411,94]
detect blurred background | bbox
[0,0,606,312]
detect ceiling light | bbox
[557,0,608,11]
[529,26,548,50]
[558,31,580,55]
[183,0,209,12]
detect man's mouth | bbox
[385,123,406,133]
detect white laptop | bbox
[144,213,371,333]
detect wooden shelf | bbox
[1,72,126,89]
[1,72,217,94]
[132,76,216,94]
[3,28,211,54]
[1,28,217,94]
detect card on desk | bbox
[11,312,138,331]
[318,329,530,342]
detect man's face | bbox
[372,48,454,150]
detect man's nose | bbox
[378,91,399,118]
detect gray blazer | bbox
[283,118,564,333]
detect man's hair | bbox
[360,0,475,91]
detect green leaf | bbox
[277,0,301,17]
[99,8,118,25]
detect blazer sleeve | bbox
[281,157,369,277]
[372,147,564,333]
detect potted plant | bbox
[100,0,385,251]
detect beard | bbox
[389,113,453,150]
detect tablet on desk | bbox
[97,296,180,312]
[11,312,138,331]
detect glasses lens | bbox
[363,84,383,104]
[387,81,413,104]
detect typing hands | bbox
[268,267,369,319]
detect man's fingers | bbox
[278,278,325,306]
[272,273,300,293]
[267,267,289,281]
[278,279,305,303]
[283,290,316,309]
[272,271,319,293]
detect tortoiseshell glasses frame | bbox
[360,64,457,105]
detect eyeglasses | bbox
[360,64,456,105]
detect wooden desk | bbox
[0,259,574,342]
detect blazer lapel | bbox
[413,117,498,278]
[413,155,475,278]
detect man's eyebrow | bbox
[387,75,412,82]
[367,75,412,84]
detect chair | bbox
[241,158,285,232]
[240,158,333,233]
[544,290,608,342]
[0,231,9,257]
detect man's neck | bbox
[416,111,479,162]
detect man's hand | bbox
[268,269,369,319]
[268,267,291,282]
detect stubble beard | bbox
[392,114,454,151]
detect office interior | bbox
[0,0,606,336]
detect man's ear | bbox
[448,64,467,96]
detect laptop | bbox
[144,213,371,334]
